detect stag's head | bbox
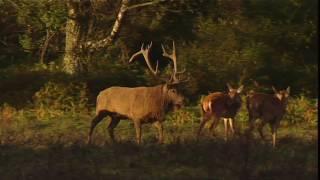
[129,41,187,111]
[163,84,184,111]
[227,83,244,100]
[272,86,290,103]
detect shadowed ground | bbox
[0,121,317,180]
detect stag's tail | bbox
[199,96,205,117]
[95,93,102,115]
[199,96,212,120]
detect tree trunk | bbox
[39,29,55,64]
[63,13,82,74]
[63,0,92,74]
[85,0,130,50]
[63,0,162,74]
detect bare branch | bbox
[85,0,165,51]
[85,0,130,50]
[126,0,163,11]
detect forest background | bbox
[0,0,318,179]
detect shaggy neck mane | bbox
[145,84,169,120]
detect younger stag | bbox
[246,86,290,148]
[197,84,244,141]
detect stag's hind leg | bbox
[246,113,258,138]
[87,111,108,144]
[258,120,267,141]
[270,119,280,148]
[108,117,120,143]
[247,113,255,132]
[197,113,211,139]
[209,117,219,137]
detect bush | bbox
[0,81,92,145]
[285,96,317,124]
[33,81,89,119]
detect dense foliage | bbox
[0,0,318,99]
[0,1,318,179]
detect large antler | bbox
[161,41,186,84]
[129,42,159,75]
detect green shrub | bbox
[33,81,89,119]
[285,96,317,124]
[0,103,17,139]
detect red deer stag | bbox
[87,41,186,144]
[197,84,244,141]
[246,86,290,148]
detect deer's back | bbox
[202,92,241,118]
[96,85,165,120]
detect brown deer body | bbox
[87,42,187,144]
[246,87,290,148]
[197,85,243,141]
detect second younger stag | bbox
[246,86,290,148]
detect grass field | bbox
[0,105,318,180]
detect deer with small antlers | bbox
[197,84,244,141]
[87,41,187,144]
[246,86,290,148]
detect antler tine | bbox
[272,86,278,93]
[128,51,142,63]
[162,41,178,80]
[129,42,158,75]
[140,43,145,51]
[147,41,153,49]
[227,83,233,90]
[169,72,190,85]
[168,41,177,73]
[128,43,145,63]
[172,41,178,75]
[142,42,158,75]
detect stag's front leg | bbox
[153,121,164,144]
[134,120,142,144]
[228,118,235,135]
[223,118,229,141]
[270,120,280,148]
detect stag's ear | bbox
[286,86,290,95]
[237,85,244,93]
[227,83,232,91]
[272,86,278,94]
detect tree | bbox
[0,0,66,66]
[63,0,164,75]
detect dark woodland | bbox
[0,0,318,179]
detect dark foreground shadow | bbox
[0,135,317,180]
